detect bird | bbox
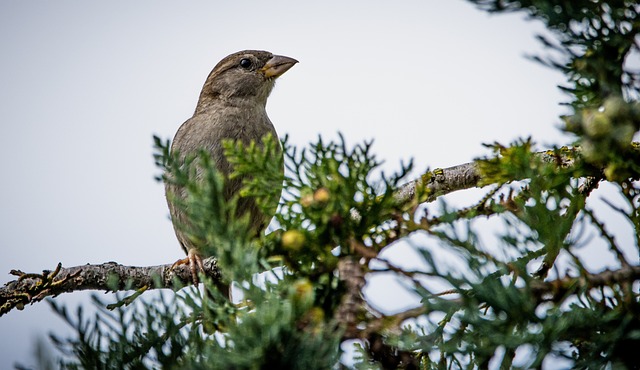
[165,50,298,286]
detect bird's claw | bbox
[171,250,205,285]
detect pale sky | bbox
[0,1,628,368]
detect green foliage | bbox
[223,133,285,220]
[49,293,190,369]
[271,134,413,271]
[564,96,640,182]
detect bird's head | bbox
[196,50,298,112]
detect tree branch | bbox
[395,147,581,207]
[0,258,221,316]
[361,264,640,339]
[333,256,367,339]
[529,265,640,302]
[395,161,481,205]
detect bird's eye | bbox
[239,58,252,69]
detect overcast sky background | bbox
[0,1,635,368]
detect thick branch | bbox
[394,148,579,206]
[395,161,481,205]
[334,255,367,338]
[0,258,220,316]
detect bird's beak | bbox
[261,55,298,78]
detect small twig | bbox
[583,207,632,269]
[529,265,640,302]
[359,306,428,339]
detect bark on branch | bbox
[395,161,481,205]
[394,148,580,206]
[1,258,221,316]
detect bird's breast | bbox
[172,103,277,174]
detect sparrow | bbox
[165,50,297,285]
